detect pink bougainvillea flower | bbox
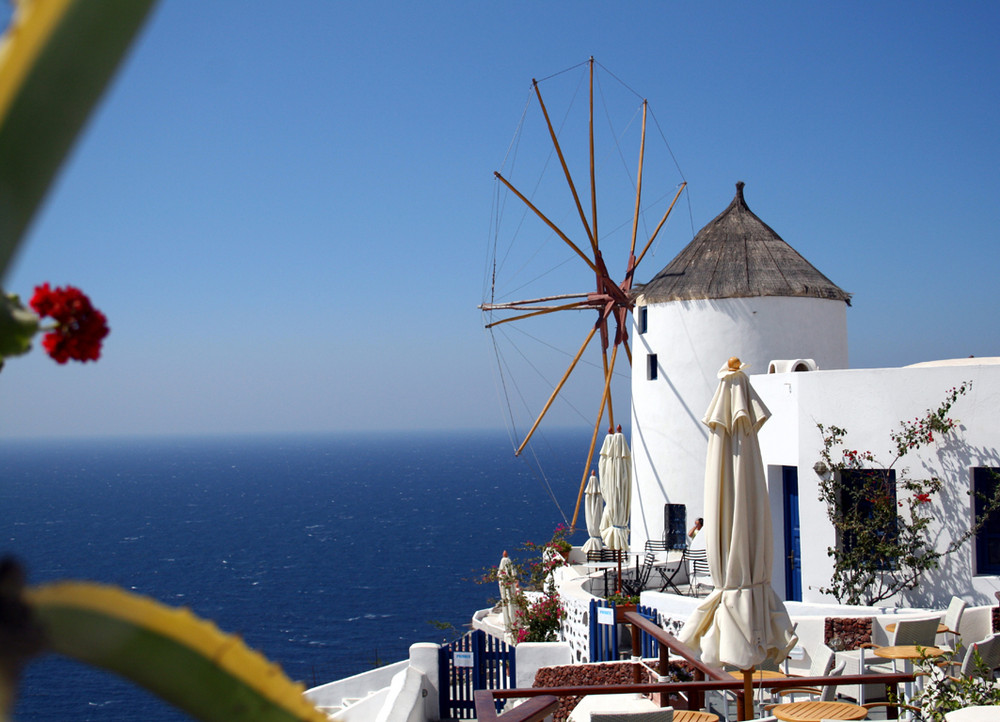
[29,283,109,363]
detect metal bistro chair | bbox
[685,548,711,596]
[620,552,657,596]
[655,546,684,594]
[657,547,708,595]
[587,548,624,598]
[640,539,678,593]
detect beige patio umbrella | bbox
[599,426,631,592]
[678,357,797,719]
[582,469,604,554]
[497,551,519,644]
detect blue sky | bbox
[0,2,998,439]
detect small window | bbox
[839,468,896,567]
[638,307,648,334]
[973,467,1000,575]
[647,353,657,380]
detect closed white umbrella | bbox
[582,470,604,554]
[599,427,631,593]
[598,429,631,553]
[678,357,797,718]
[497,551,519,644]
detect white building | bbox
[630,182,1000,608]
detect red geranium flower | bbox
[915,492,932,505]
[29,283,109,363]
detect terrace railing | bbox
[474,610,914,722]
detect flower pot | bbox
[614,603,637,623]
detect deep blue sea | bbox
[1,429,589,721]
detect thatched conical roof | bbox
[637,182,851,305]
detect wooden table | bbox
[673,711,719,722]
[872,645,945,720]
[771,700,867,721]
[871,644,944,662]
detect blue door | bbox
[782,466,802,601]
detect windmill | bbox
[481,58,688,530]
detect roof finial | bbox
[735,181,745,202]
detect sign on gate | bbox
[437,630,516,720]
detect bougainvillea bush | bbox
[816,382,1000,605]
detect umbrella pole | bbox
[742,668,753,720]
[616,556,622,595]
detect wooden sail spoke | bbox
[589,57,598,260]
[570,344,620,530]
[634,181,687,270]
[483,301,593,329]
[494,171,599,275]
[488,62,684,528]
[604,343,619,432]
[533,80,597,255]
[478,292,590,311]
[628,101,647,260]
[515,326,599,457]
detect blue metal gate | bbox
[589,600,660,662]
[438,629,515,719]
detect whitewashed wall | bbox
[753,360,1000,607]
[630,295,848,551]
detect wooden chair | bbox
[763,658,847,713]
[768,646,842,704]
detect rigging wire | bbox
[483,58,689,525]
[593,59,645,102]
[648,105,696,242]
[488,325,571,527]
[533,58,592,86]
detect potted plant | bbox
[548,523,573,561]
[607,592,640,622]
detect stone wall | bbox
[560,593,592,664]
[532,660,694,722]
[824,617,872,651]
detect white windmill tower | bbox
[629,182,851,549]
